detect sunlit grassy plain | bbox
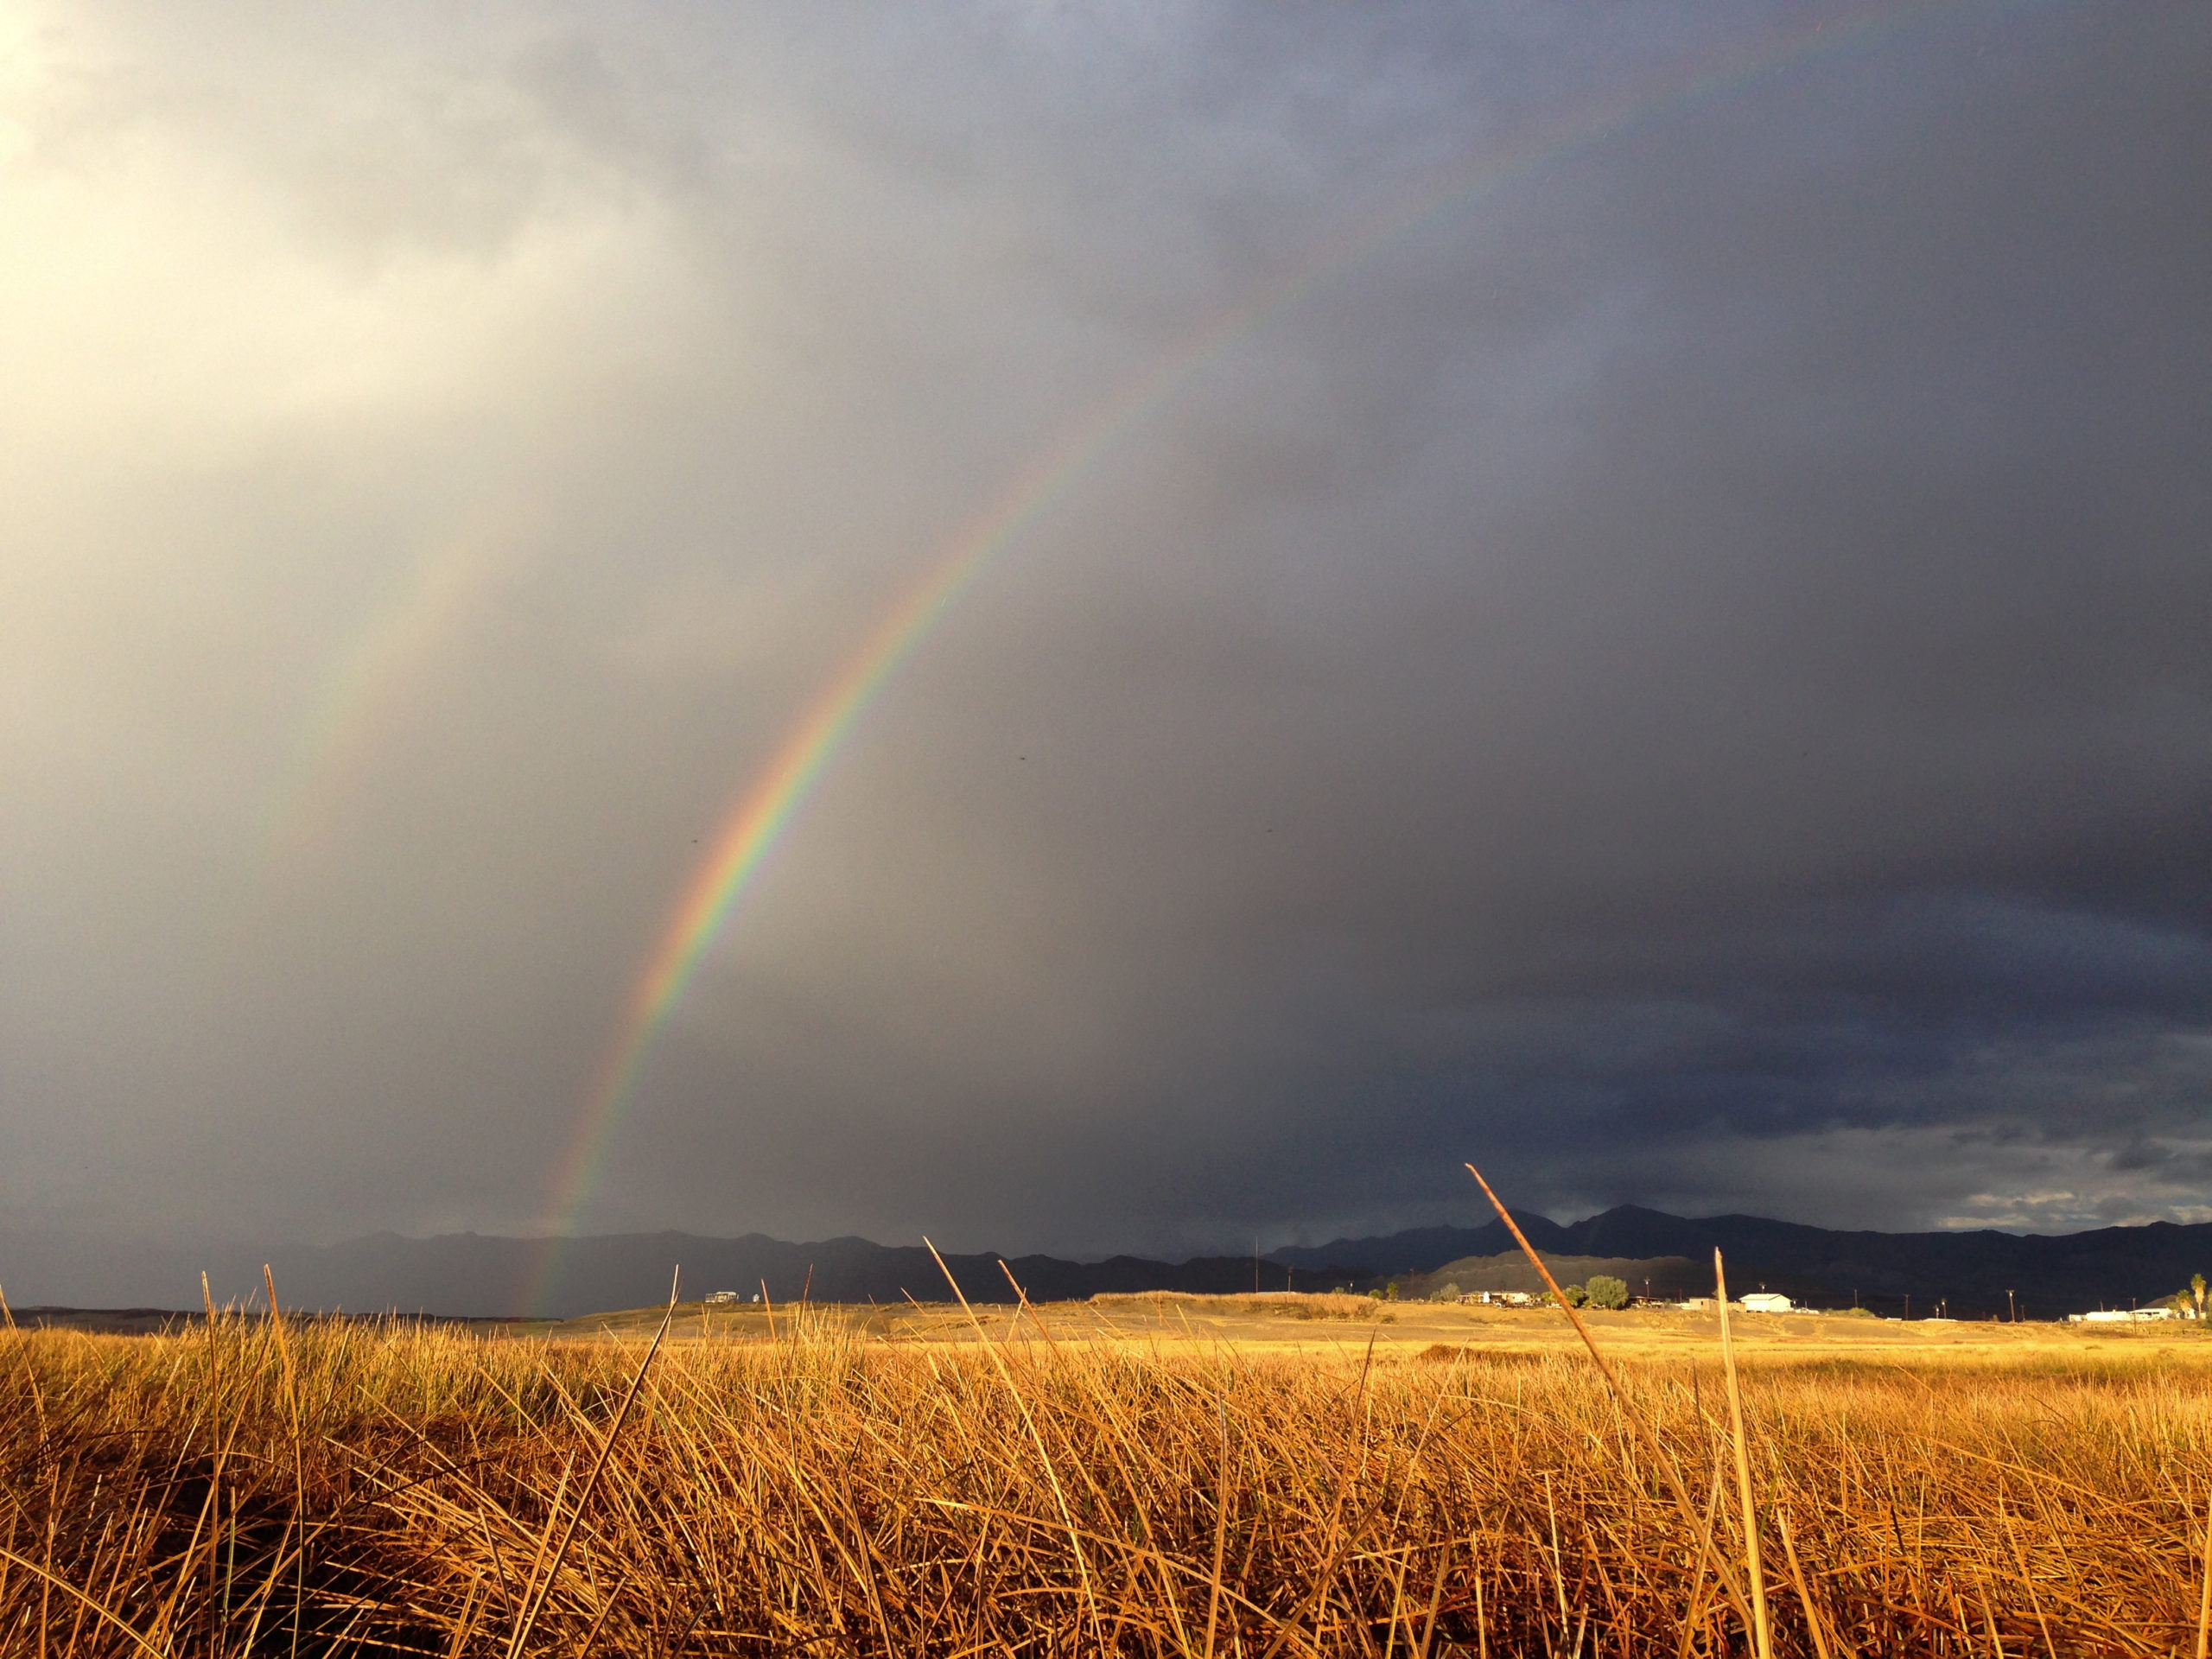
[5,1290,2211,1656]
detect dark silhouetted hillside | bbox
[1269,1205,2212,1319]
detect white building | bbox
[1740,1293,1793,1313]
[2068,1307,2177,1324]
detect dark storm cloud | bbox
[2,2,2207,1290]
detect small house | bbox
[1740,1293,1793,1313]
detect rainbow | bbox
[530,0,1988,1305]
[539,324,1257,1262]
[261,501,529,880]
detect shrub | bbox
[1585,1275,1629,1311]
[1555,1284,1590,1308]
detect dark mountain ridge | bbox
[10,1206,2208,1320]
[1274,1205,2212,1319]
[111,1230,1349,1320]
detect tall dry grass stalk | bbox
[2,1307,2209,1654]
[1714,1250,1771,1659]
[2199,1487,2212,1659]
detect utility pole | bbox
[2007,1288,2016,1322]
[1254,1236,1260,1295]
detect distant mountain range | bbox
[1275,1205,2212,1319]
[253,1231,1334,1321]
[9,1205,2209,1319]
[0,1230,1348,1322]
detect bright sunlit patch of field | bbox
[3,1297,2209,1654]
[549,1289,2212,1365]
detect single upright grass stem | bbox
[2197,1486,2212,1659]
[1714,1249,1770,1659]
[1204,1395,1230,1659]
[262,1265,305,1659]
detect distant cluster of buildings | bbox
[1435,1286,2212,1323]
[1454,1292,2199,1324]
[1461,1289,1797,1313]
[2066,1306,2183,1324]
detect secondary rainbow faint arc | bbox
[536,0,1986,1281]
[261,509,525,877]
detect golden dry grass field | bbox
[4,1292,2210,1656]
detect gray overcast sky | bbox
[3,1,2208,1259]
